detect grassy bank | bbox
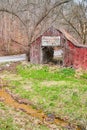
[0,62,87,129]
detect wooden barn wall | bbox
[43,27,61,36]
[64,41,87,69]
[30,37,41,64]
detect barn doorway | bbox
[41,36,64,65]
[41,46,64,65]
[42,46,54,63]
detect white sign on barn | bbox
[42,36,60,46]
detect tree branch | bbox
[0,8,26,27]
[30,0,71,43]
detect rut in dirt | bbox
[0,89,83,130]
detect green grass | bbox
[0,63,87,128]
[0,103,18,130]
[17,64,75,81]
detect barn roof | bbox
[58,28,87,48]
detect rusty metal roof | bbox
[58,28,87,48]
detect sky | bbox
[74,0,87,5]
[74,0,82,3]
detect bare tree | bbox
[0,0,71,56]
[59,0,87,44]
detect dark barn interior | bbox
[42,47,54,63]
[42,46,63,65]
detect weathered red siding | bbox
[64,40,87,69]
[30,37,41,64]
[43,27,61,36]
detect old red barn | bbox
[30,27,87,69]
